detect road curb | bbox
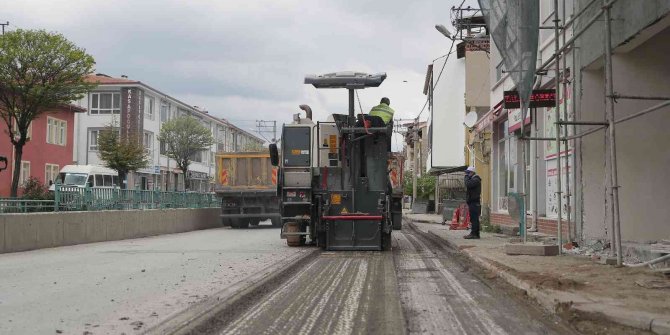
[145,247,320,335]
[416,224,670,335]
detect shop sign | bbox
[507,108,532,133]
[120,87,144,142]
[188,170,209,180]
[503,89,556,109]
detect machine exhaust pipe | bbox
[299,104,313,120]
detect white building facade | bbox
[71,74,263,192]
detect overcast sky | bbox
[5,0,476,148]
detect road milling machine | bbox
[269,72,403,251]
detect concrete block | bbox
[5,215,38,252]
[504,242,559,256]
[63,212,87,246]
[85,212,108,243]
[500,225,520,236]
[34,214,63,249]
[0,215,6,253]
[598,256,618,265]
[106,211,125,241]
[123,211,141,239]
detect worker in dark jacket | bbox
[464,166,481,239]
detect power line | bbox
[416,37,457,120]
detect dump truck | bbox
[215,151,281,228]
[269,71,402,250]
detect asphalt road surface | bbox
[0,223,306,335]
[202,223,575,335]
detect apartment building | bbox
[72,74,263,192]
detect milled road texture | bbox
[181,223,576,335]
[395,223,575,335]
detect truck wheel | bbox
[271,217,281,227]
[250,219,261,226]
[238,219,250,229]
[229,219,240,229]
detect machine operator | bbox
[368,97,395,126]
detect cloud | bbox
[6,0,478,150]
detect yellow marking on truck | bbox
[291,149,301,155]
[341,207,349,214]
[331,193,341,205]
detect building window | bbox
[160,140,168,155]
[160,101,169,122]
[89,130,99,151]
[19,161,31,185]
[90,92,121,114]
[11,120,32,141]
[143,132,153,156]
[145,96,155,120]
[45,164,59,185]
[47,117,67,146]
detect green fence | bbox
[0,186,218,213]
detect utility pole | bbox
[412,119,419,210]
[256,120,277,142]
[0,22,9,35]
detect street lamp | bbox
[435,24,453,39]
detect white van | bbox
[49,165,119,191]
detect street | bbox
[193,223,574,335]
[0,221,579,335]
[0,223,307,335]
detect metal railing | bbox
[0,186,218,213]
[0,199,56,213]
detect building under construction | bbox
[421,1,670,265]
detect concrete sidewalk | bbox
[403,212,670,335]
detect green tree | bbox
[242,141,264,152]
[158,115,214,190]
[97,125,149,189]
[0,29,95,197]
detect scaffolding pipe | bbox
[530,108,538,232]
[609,94,670,101]
[565,100,670,140]
[603,1,623,267]
[557,120,609,126]
[537,0,616,74]
[571,39,579,243]
[554,0,563,254]
[562,0,571,243]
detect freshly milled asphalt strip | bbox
[215,251,404,335]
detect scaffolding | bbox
[482,0,670,266]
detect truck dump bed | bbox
[215,152,277,191]
[215,151,280,228]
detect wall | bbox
[0,207,220,254]
[578,25,670,242]
[428,56,466,171]
[465,50,491,109]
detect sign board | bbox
[188,170,209,180]
[507,108,531,133]
[120,87,144,142]
[503,89,556,109]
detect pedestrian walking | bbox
[464,166,481,239]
